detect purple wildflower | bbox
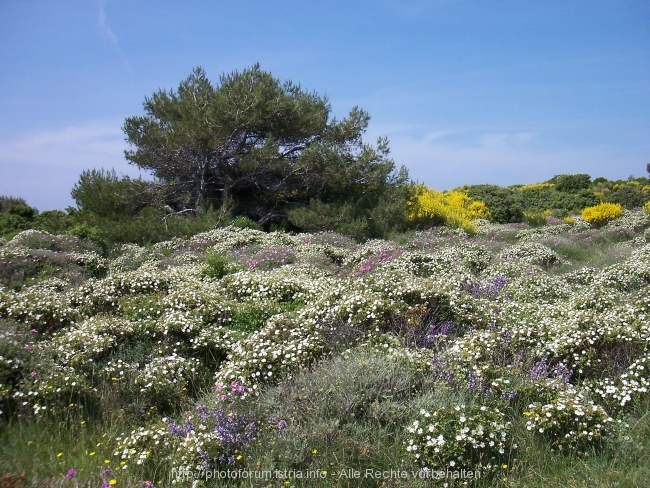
[168,421,184,436]
[500,390,518,400]
[423,321,452,348]
[502,328,511,343]
[467,370,479,392]
[166,407,257,469]
[65,469,77,479]
[230,380,246,393]
[552,363,573,384]
[432,357,455,385]
[466,275,508,299]
[529,358,549,381]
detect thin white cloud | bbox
[0,120,147,210]
[98,1,119,47]
[0,120,128,168]
[97,0,131,70]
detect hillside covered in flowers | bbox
[1,209,650,487]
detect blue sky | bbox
[1,0,649,211]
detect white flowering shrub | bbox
[110,244,154,273]
[134,353,201,406]
[162,281,232,326]
[584,351,650,412]
[70,266,172,316]
[113,421,171,469]
[6,230,95,253]
[603,209,650,232]
[215,315,323,391]
[69,251,109,277]
[0,319,37,415]
[0,283,79,331]
[499,242,561,267]
[406,404,511,474]
[189,325,245,356]
[189,226,300,257]
[49,319,118,367]
[516,223,574,242]
[13,363,95,416]
[505,271,571,302]
[525,388,613,450]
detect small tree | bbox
[0,196,23,212]
[123,65,407,228]
[71,169,162,219]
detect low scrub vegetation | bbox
[1,208,650,486]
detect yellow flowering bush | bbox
[643,201,650,213]
[581,203,623,227]
[593,191,606,203]
[523,211,547,227]
[407,185,491,231]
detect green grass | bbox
[544,233,635,273]
[0,415,152,487]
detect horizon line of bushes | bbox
[2,171,650,247]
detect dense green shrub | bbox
[607,184,649,209]
[467,177,599,225]
[0,212,31,238]
[72,206,222,247]
[523,211,548,227]
[66,223,108,254]
[466,185,524,223]
[548,173,591,192]
[7,204,36,220]
[289,182,413,240]
[0,199,73,239]
[516,187,598,214]
[32,210,75,235]
[0,197,39,238]
[203,251,230,279]
[231,215,262,230]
